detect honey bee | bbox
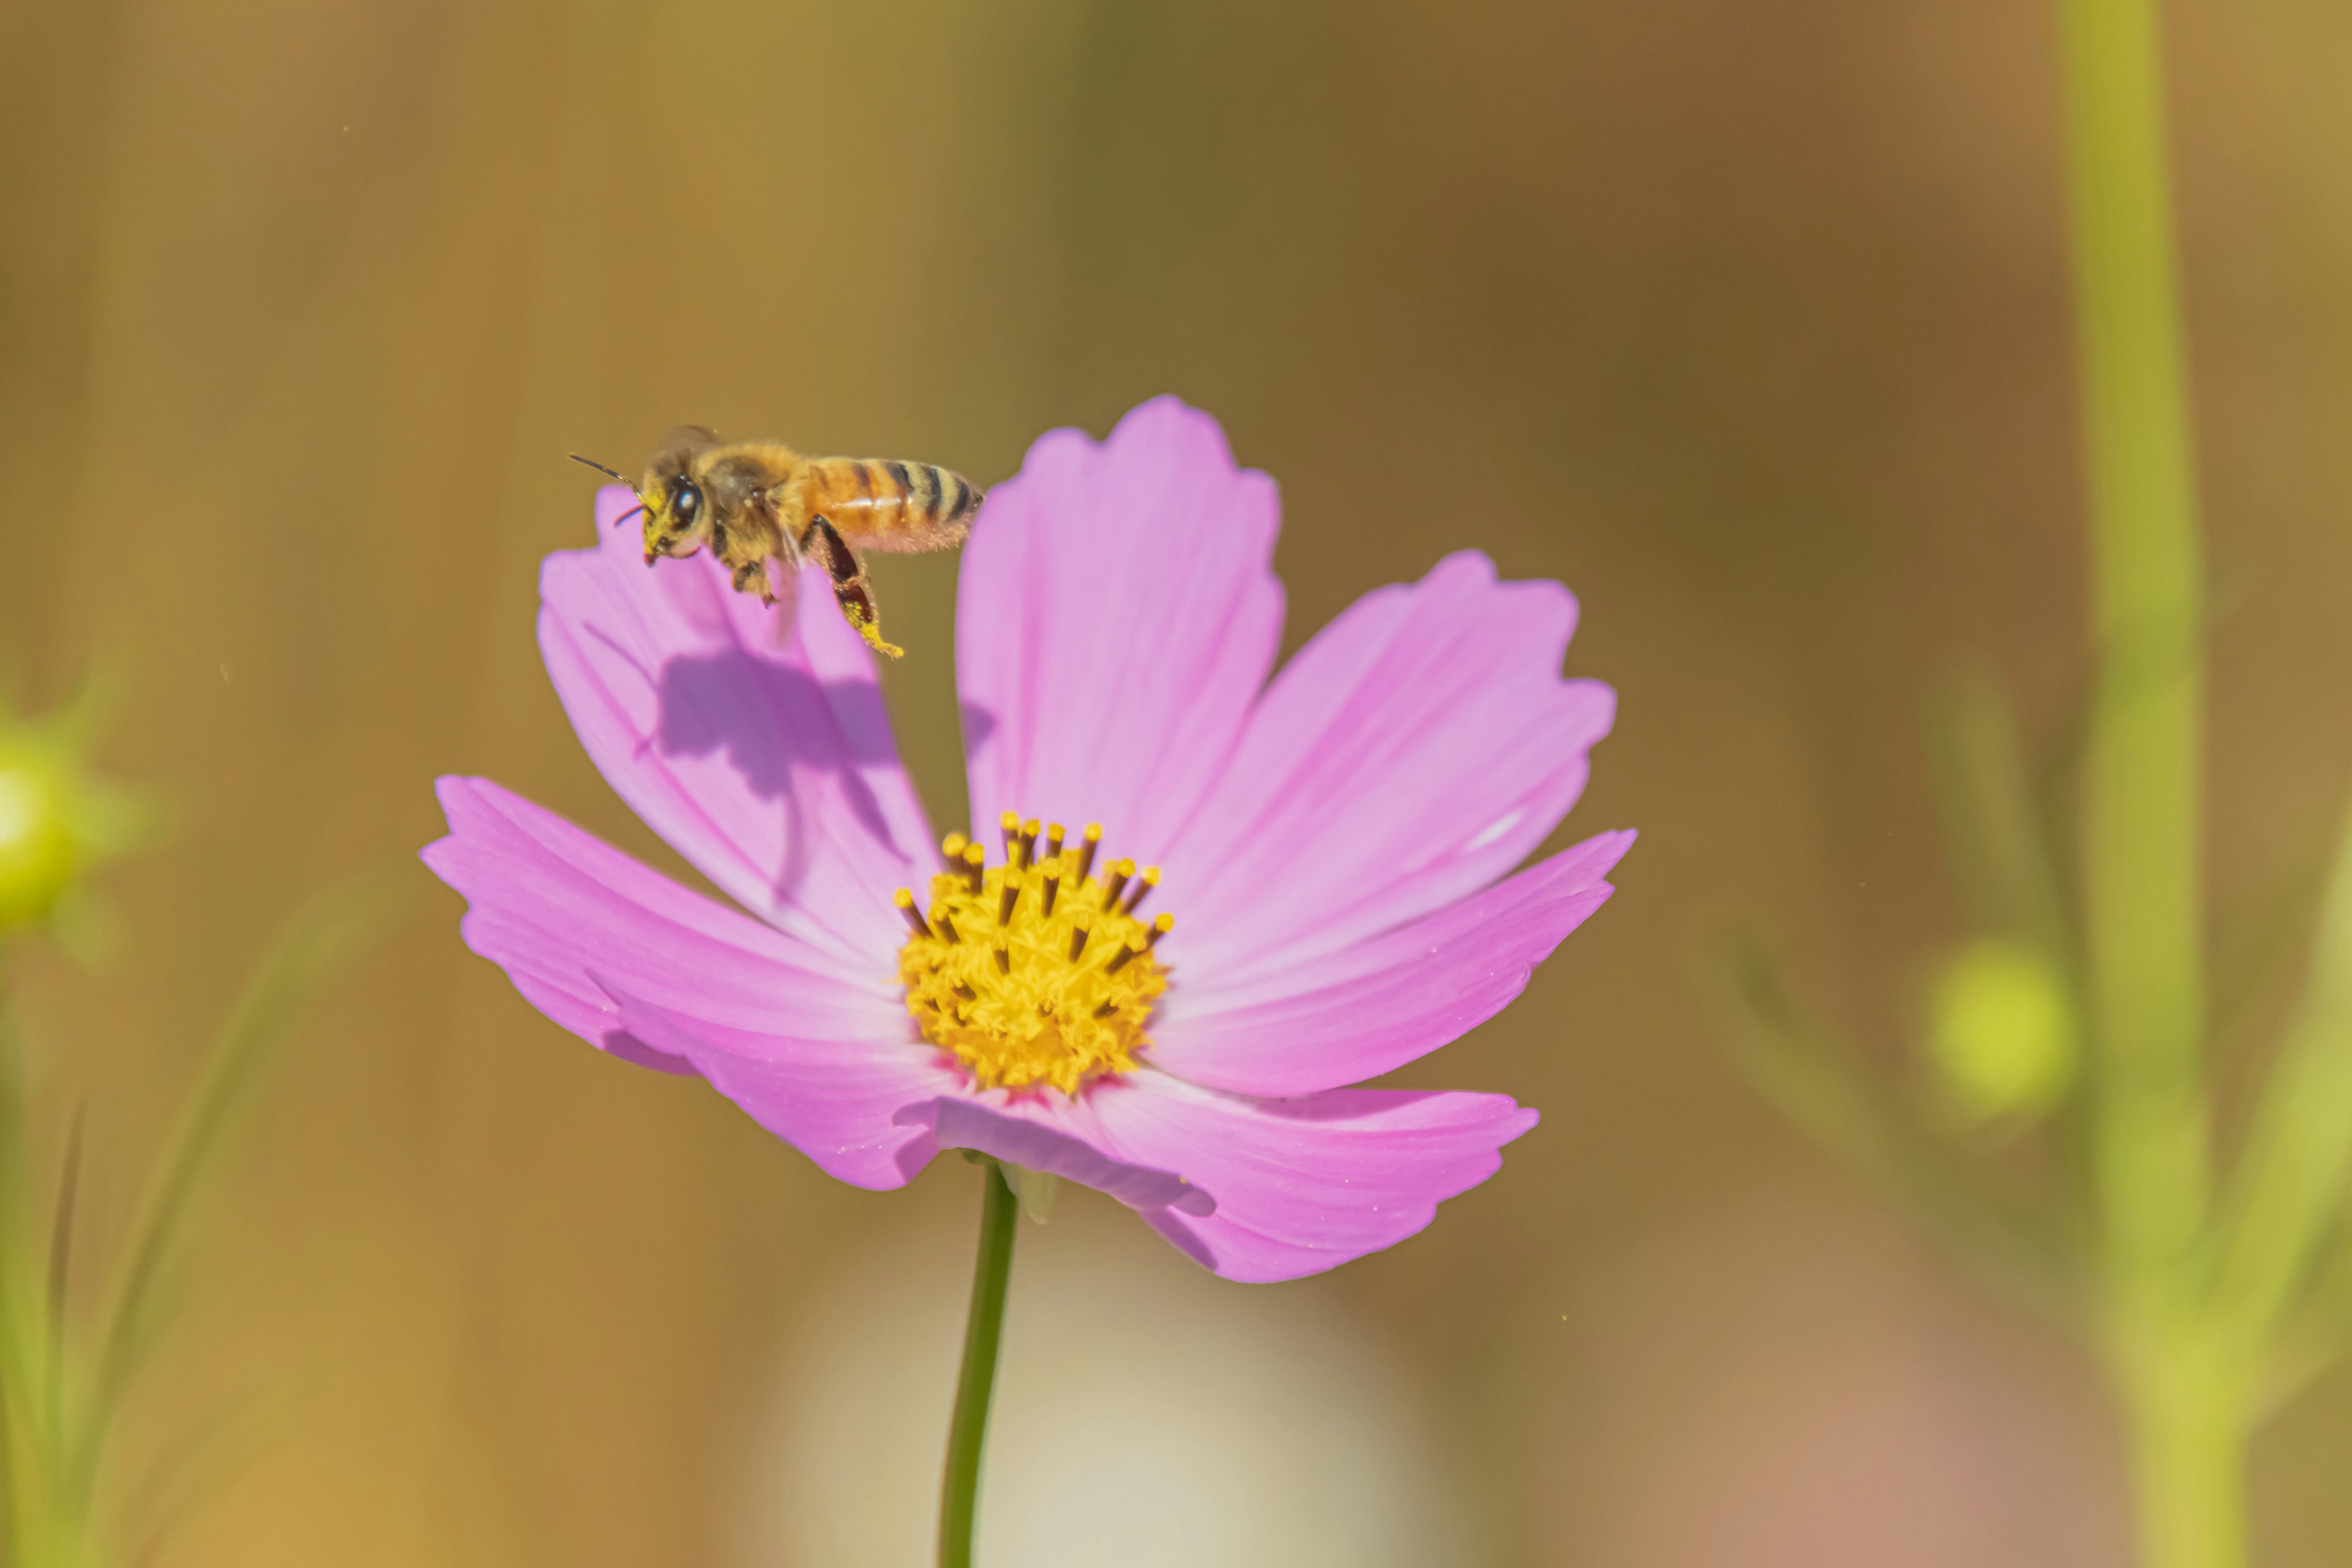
[572,427,984,658]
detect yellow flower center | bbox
[896,812,1174,1095]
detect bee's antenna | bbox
[569,453,632,484]
[571,454,647,528]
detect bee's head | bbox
[634,425,722,564]
[638,468,713,563]
[571,433,713,563]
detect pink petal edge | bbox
[891,1094,1215,1215]
[603,982,961,1191]
[1162,549,1616,986]
[421,776,903,1076]
[1147,829,1636,1096]
[1096,1072,1541,1283]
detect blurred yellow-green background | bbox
[5,0,2352,1562]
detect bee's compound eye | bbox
[673,479,703,520]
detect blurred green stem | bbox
[0,958,92,1568]
[2116,1327,2247,1568]
[0,951,85,1568]
[2059,0,2233,1560]
[938,1162,1017,1568]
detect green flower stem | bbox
[938,1162,1019,1568]
[2065,0,2209,1258]
[0,954,84,1568]
[2116,1324,2248,1568]
[2058,0,2236,1561]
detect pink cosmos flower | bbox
[423,398,1630,1282]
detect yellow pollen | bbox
[897,820,1172,1094]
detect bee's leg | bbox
[802,515,902,658]
[729,559,775,605]
[722,491,796,606]
[712,517,774,603]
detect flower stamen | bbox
[1120,865,1160,916]
[897,815,1173,1093]
[894,888,933,939]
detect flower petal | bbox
[1163,551,1615,985]
[957,397,1284,864]
[1147,829,1635,1096]
[539,486,935,970]
[1091,1073,1540,1283]
[889,1093,1214,1214]
[605,986,960,1191]
[421,776,904,1081]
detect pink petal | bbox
[889,1093,1214,1214]
[1147,829,1635,1096]
[1161,551,1616,986]
[538,486,936,971]
[957,398,1284,864]
[605,985,962,1191]
[421,776,905,1079]
[1091,1073,1541,1283]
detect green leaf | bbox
[2210,804,2339,1060]
[2213,790,2352,1355]
[0,982,35,1550]
[1700,932,2080,1312]
[74,869,402,1491]
[1708,935,1901,1182]
[1925,661,2071,956]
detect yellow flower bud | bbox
[1926,938,2078,1123]
[0,690,148,941]
[0,757,77,931]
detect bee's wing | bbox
[654,424,720,464]
[760,551,804,647]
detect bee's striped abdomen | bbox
[809,456,984,553]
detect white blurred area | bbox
[732,1177,1475,1568]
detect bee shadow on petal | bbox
[958,702,998,756]
[651,649,914,902]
